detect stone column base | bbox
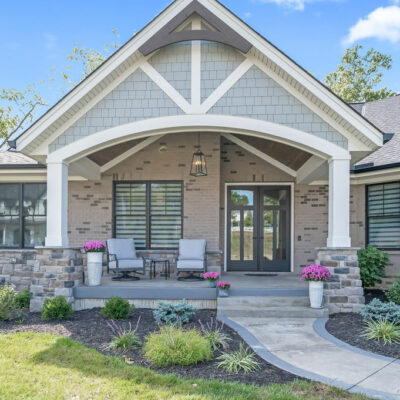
[30,247,83,312]
[316,247,364,314]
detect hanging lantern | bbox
[190,134,207,177]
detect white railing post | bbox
[45,161,69,247]
[327,157,351,248]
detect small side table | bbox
[150,259,171,280]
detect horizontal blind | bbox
[150,183,182,249]
[368,182,400,249]
[114,183,147,249]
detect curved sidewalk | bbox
[219,316,400,400]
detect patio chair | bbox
[176,239,207,281]
[106,238,146,281]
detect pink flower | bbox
[217,281,231,290]
[83,240,107,253]
[301,264,331,282]
[203,272,220,281]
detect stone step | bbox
[217,305,329,318]
[217,296,310,308]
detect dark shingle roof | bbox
[352,95,400,168]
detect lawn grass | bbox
[0,332,370,400]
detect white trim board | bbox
[224,182,295,273]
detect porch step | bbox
[217,296,329,318]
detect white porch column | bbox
[327,157,351,248]
[45,161,69,247]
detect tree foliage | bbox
[324,45,395,103]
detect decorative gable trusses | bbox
[139,0,251,55]
[17,0,383,159]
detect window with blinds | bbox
[367,182,400,249]
[113,181,183,249]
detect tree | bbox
[0,30,119,148]
[324,45,395,103]
[0,87,46,148]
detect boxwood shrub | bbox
[42,296,73,320]
[101,296,133,319]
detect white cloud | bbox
[344,5,400,44]
[244,11,252,18]
[252,0,340,11]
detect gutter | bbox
[0,164,46,170]
[351,162,400,174]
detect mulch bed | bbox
[326,289,400,359]
[0,308,298,386]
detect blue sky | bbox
[1,0,399,111]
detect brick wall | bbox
[68,132,221,251]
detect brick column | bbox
[30,247,83,312]
[316,247,364,314]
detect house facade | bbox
[1,0,397,312]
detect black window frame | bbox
[366,181,400,251]
[0,182,47,249]
[112,180,184,250]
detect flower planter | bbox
[87,252,103,286]
[309,281,324,308]
[208,280,217,288]
[218,288,230,297]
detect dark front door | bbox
[227,186,291,272]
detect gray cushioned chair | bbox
[106,238,146,281]
[176,239,207,281]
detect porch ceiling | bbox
[233,134,312,171]
[87,138,146,166]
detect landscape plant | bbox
[385,280,400,305]
[15,289,30,309]
[153,300,196,325]
[105,317,142,353]
[101,296,133,319]
[41,296,73,321]
[217,344,260,374]
[301,264,331,281]
[0,284,20,320]
[362,319,400,345]
[217,282,231,290]
[357,245,389,288]
[359,298,400,325]
[198,317,231,351]
[143,325,212,367]
[83,240,107,253]
[203,272,220,282]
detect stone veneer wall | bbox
[0,248,83,312]
[317,248,364,314]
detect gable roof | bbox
[0,150,44,169]
[352,95,400,170]
[15,0,384,156]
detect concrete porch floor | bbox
[97,272,307,289]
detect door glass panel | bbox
[263,210,273,261]
[231,190,254,206]
[230,210,241,260]
[264,190,288,206]
[243,210,253,261]
[276,210,287,260]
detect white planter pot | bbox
[218,289,230,297]
[87,252,103,286]
[309,281,324,309]
[208,280,217,288]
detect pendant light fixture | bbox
[190,133,207,177]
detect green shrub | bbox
[0,284,20,320]
[105,318,142,353]
[143,325,211,366]
[101,296,133,319]
[216,344,260,374]
[358,245,389,288]
[16,289,30,309]
[385,280,400,305]
[153,300,196,325]
[362,319,400,344]
[359,298,400,325]
[41,296,73,320]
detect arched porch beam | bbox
[47,115,350,164]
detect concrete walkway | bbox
[220,316,400,400]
